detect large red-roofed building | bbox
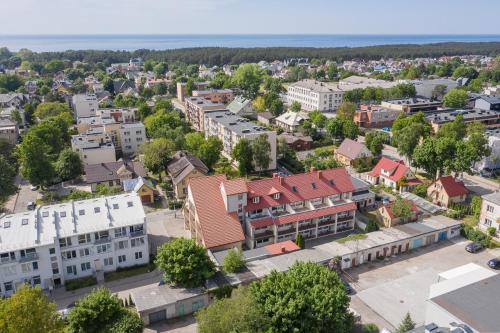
[184,168,358,251]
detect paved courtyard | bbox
[347,237,500,330]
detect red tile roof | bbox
[265,240,300,255]
[222,179,247,195]
[246,168,355,211]
[188,175,245,249]
[381,199,419,219]
[436,176,469,197]
[368,157,411,182]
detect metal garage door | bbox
[438,231,447,241]
[149,309,166,324]
[412,238,423,249]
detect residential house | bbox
[277,133,313,151]
[366,157,421,191]
[184,97,225,131]
[378,200,419,227]
[275,111,307,133]
[0,194,148,297]
[72,94,98,119]
[0,118,18,145]
[0,93,29,109]
[71,128,116,165]
[351,177,376,210]
[123,177,155,204]
[287,79,343,112]
[192,89,234,104]
[113,80,136,95]
[227,96,256,118]
[334,138,372,167]
[204,110,277,171]
[119,123,146,156]
[84,160,146,192]
[427,176,468,208]
[166,151,209,199]
[478,192,500,237]
[257,112,275,125]
[184,168,358,251]
[176,81,209,102]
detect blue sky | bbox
[2,0,500,35]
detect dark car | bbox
[342,280,354,295]
[488,258,500,269]
[465,242,484,253]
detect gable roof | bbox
[123,176,154,193]
[227,96,253,115]
[435,176,468,197]
[368,157,411,182]
[84,160,146,184]
[336,138,372,160]
[189,175,245,249]
[275,111,307,127]
[167,151,209,185]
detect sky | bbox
[1,0,500,35]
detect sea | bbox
[1,34,500,52]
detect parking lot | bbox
[347,237,500,330]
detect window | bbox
[21,263,32,273]
[114,227,127,238]
[118,255,126,263]
[115,240,128,250]
[4,282,13,292]
[135,252,143,260]
[238,194,243,200]
[66,265,77,275]
[252,197,260,204]
[94,231,109,240]
[49,248,55,255]
[63,250,77,260]
[59,237,72,248]
[81,262,91,271]
[78,234,91,244]
[32,261,38,270]
[96,243,111,254]
[52,262,59,275]
[273,193,280,200]
[94,207,101,213]
[79,209,85,216]
[104,257,113,266]
[131,237,145,248]
[2,266,16,276]
[79,248,91,257]
[484,218,492,226]
[32,276,41,286]
[487,205,494,213]
[311,182,317,189]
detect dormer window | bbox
[273,193,280,200]
[252,197,260,204]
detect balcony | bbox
[254,230,274,239]
[337,225,354,233]
[0,257,16,265]
[298,224,316,231]
[337,215,354,223]
[19,253,39,263]
[130,230,144,238]
[94,237,111,245]
[317,219,335,227]
[277,227,296,236]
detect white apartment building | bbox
[478,192,500,237]
[204,110,277,170]
[119,123,146,156]
[71,128,117,165]
[0,194,148,297]
[72,94,98,119]
[287,79,344,112]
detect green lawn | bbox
[104,264,156,282]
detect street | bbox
[3,174,40,213]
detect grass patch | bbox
[463,215,479,227]
[65,276,97,291]
[104,263,156,282]
[336,233,367,244]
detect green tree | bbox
[326,117,344,144]
[185,132,206,156]
[153,62,167,77]
[232,138,254,176]
[232,64,263,99]
[309,110,327,129]
[253,96,266,113]
[196,287,270,333]
[391,197,413,219]
[365,131,387,156]
[0,285,64,333]
[185,78,196,96]
[365,220,379,233]
[199,136,223,170]
[252,134,271,172]
[412,184,429,199]
[342,119,359,140]
[34,102,71,120]
[394,312,416,333]
[0,74,23,91]
[155,238,215,288]
[17,135,55,187]
[436,114,466,141]
[223,248,245,273]
[470,196,482,218]
[55,149,83,181]
[264,92,284,117]
[143,59,155,72]
[327,64,339,80]
[295,233,305,249]
[67,288,142,333]
[263,76,284,94]
[290,101,302,112]
[443,88,468,108]
[0,154,16,203]
[44,60,65,74]
[250,262,353,333]
[363,323,380,333]
[431,84,447,100]
[140,138,175,180]
[336,102,356,121]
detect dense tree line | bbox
[1,42,499,68]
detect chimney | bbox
[317,170,322,179]
[279,176,284,185]
[281,247,286,253]
[272,172,279,178]
[310,167,317,173]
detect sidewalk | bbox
[50,269,162,309]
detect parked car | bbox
[27,202,36,210]
[342,279,354,294]
[465,242,483,253]
[30,185,39,191]
[487,258,500,269]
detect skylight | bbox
[22,219,29,225]
[4,221,11,228]
[94,207,101,213]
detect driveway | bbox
[7,175,40,213]
[347,237,500,330]
[146,208,190,254]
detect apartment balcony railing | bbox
[337,215,354,223]
[336,226,354,233]
[129,230,144,238]
[18,253,39,263]
[254,230,274,239]
[298,224,316,231]
[94,237,111,245]
[0,257,16,265]
[317,219,335,228]
[277,227,296,236]
[317,229,336,237]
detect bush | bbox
[365,220,379,233]
[65,276,97,291]
[168,199,183,210]
[223,248,245,273]
[210,285,234,300]
[363,323,380,333]
[461,224,491,247]
[487,227,497,237]
[412,183,429,198]
[295,233,305,249]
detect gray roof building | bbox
[167,151,209,186]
